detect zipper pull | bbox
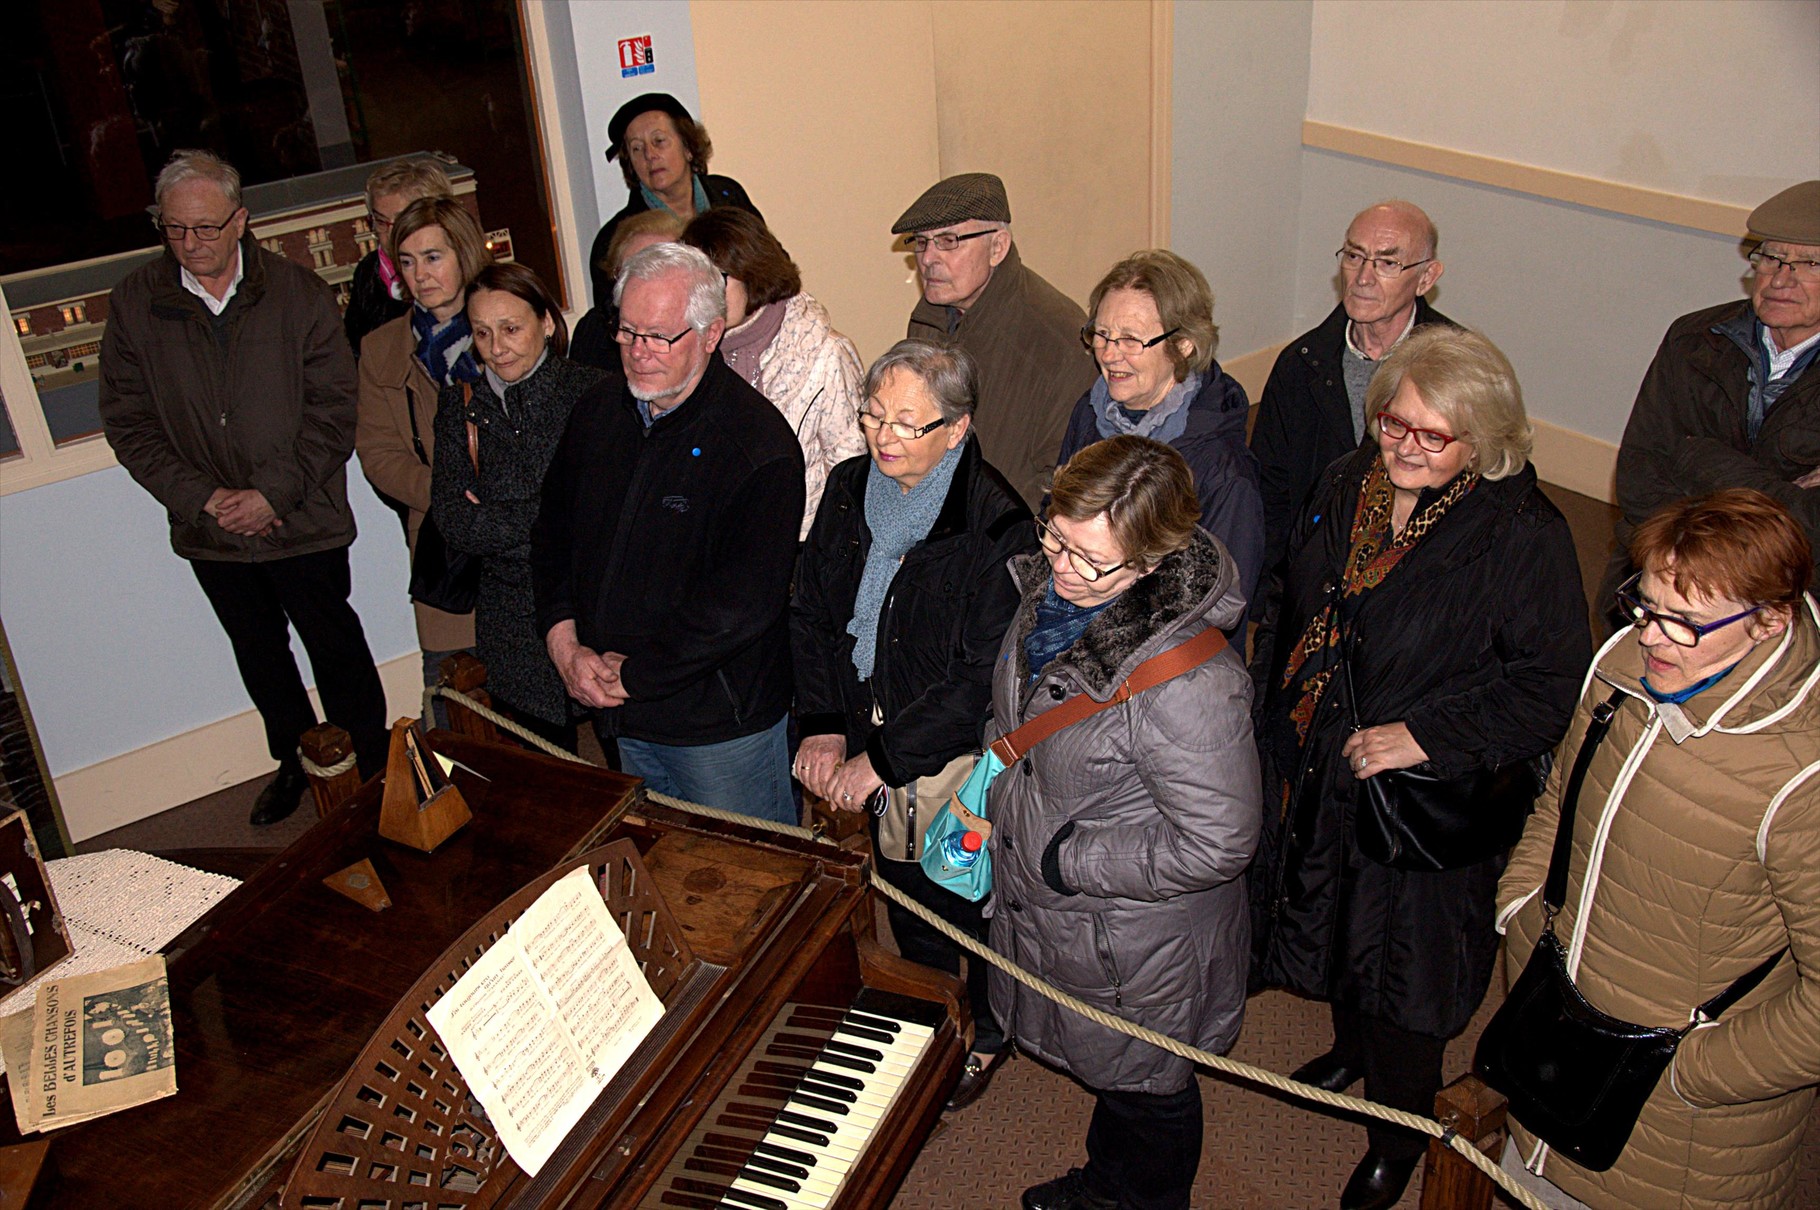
[218,411,228,427]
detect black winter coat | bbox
[1057,365,1265,609]
[433,356,604,725]
[586,173,762,307]
[531,356,804,745]
[791,439,1034,786]
[1250,299,1453,611]
[1249,448,1590,1037]
[343,250,408,358]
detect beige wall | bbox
[1308,0,1819,206]
[692,0,1161,366]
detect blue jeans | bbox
[616,713,797,826]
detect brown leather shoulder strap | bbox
[461,383,479,473]
[990,626,1228,764]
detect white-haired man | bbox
[1609,179,1820,603]
[531,244,805,823]
[98,149,387,825]
[1250,200,1450,601]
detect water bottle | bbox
[938,829,984,872]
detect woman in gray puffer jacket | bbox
[987,435,1261,1210]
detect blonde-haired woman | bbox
[1249,325,1591,1210]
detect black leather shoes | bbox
[249,764,310,826]
[1021,1168,1119,1210]
[1340,1148,1421,1210]
[944,1047,1011,1113]
[1291,1049,1364,1092]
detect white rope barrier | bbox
[421,684,1547,1209]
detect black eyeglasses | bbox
[1035,519,1127,583]
[1081,326,1180,356]
[614,324,694,351]
[154,210,242,242]
[1336,248,1432,277]
[908,229,997,254]
[1614,574,1761,648]
[1748,248,1820,282]
[857,410,949,441]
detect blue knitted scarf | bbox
[847,442,964,680]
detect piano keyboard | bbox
[640,999,936,1209]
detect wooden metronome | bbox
[378,718,472,853]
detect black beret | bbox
[605,93,694,162]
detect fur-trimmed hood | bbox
[1007,527,1240,701]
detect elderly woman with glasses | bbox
[1058,250,1265,607]
[985,435,1260,1210]
[792,339,1035,1111]
[1495,489,1820,1210]
[1249,325,1590,1210]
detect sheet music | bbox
[426,865,663,1177]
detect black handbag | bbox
[1474,686,1785,1172]
[406,385,481,615]
[1341,643,1546,870]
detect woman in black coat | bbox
[432,262,604,752]
[791,339,1035,1113]
[1249,327,1590,1210]
[586,93,761,308]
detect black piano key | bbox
[751,1140,818,1167]
[751,1070,858,1104]
[776,1108,841,1133]
[832,1021,896,1044]
[682,1157,801,1194]
[844,1010,903,1034]
[741,1153,811,1181]
[754,1060,865,1092]
[763,1121,830,1147]
[673,1178,787,1210]
[817,1038,885,1063]
[703,1131,817,1169]
[804,1051,875,1074]
[785,1089,850,1115]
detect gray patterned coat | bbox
[985,530,1261,1093]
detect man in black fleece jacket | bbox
[532,244,805,823]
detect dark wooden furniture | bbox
[1421,1074,1507,1210]
[2,733,636,1208]
[13,732,964,1209]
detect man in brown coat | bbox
[895,173,1096,510]
[1608,180,1820,608]
[98,149,388,825]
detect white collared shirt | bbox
[1345,306,1419,362]
[179,248,244,317]
[1763,323,1820,380]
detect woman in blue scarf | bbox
[1057,250,1265,609]
[791,340,1035,1113]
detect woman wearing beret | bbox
[585,92,761,309]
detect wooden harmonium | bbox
[279,798,965,1209]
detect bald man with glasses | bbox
[1249,201,1452,611]
[1608,180,1820,608]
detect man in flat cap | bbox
[1608,179,1820,598]
[894,173,1095,509]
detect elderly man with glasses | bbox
[893,173,1096,511]
[1608,180,1820,611]
[1249,200,1451,611]
[531,243,805,824]
[97,148,389,826]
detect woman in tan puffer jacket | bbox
[1496,489,1820,1209]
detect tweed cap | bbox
[891,173,1011,234]
[1747,180,1820,245]
[605,93,693,162]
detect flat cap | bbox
[606,93,693,162]
[892,173,1011,234]
[1747,180,1820,245]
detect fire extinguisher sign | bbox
[618,35,655,78]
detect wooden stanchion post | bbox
[300,723,363,818]
[1420,1074,1506,1209]
[437,652,498,743]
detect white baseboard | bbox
[1531,418,1617,505]
[55,653,425,842]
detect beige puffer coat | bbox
[1496,602,1820,1209]
[743,292,866,540]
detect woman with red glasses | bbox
[1249,325,1591,1210]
